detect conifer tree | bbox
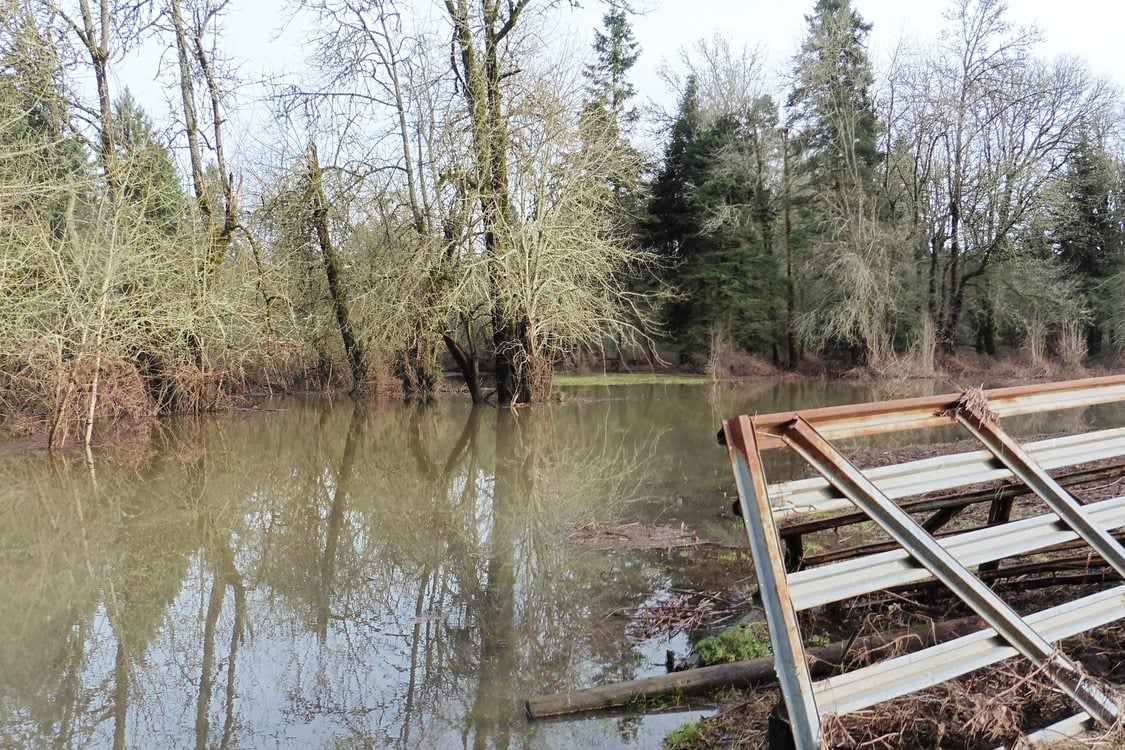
[583,0,640,135]
[645,79,782,359]
[788,0,900,365]
[1051,133,1125,353]
[113,92,186,233]
[581,0,643,218]
[788,0,879,186]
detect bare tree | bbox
[916,0,1113,348]
[44,0,153,196]
[168,0,241,271]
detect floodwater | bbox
[2,379,1119,749]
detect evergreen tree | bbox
[0,8,89,236]
[788,0,880,186]
[583,0,640,135]
[581,0,644,223]
[682,114,781,357]
[787,0,902,365]
[645,81,782,358]
[113,91,186,233]
[644,79,705,269]
[1050,134,1125,353]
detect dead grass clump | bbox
[706,328,780,380]
[356,351,403,396]
[937,385,1000,423]
[939,347,1053,384]
[232,340,301,393]
[822,662,1069,749]
[858,318,941,381]
[617,590,742,640]
[683,662,1081,750]
[163,363,244,413]
[0,349,151,444]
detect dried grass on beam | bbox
[937,386,1000,423]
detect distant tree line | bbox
[646,0,1124,373]
[0,0,1122,444]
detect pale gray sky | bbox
[110,0,1124,163]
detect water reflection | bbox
[0,397,678,749]
[4,381,1123,749]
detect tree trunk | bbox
[396,329,440,400]
[977,285,996,356]
[193,25,239,269]
[939,176,962,348]
[443,334,484,404]
[306,145,366,392]
[782,128,797,369]
[446,0,534,406]
[526,615,984,719]
[171,0,212,230]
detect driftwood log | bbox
[526,615,983,719]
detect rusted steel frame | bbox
[779,415,1121,727]
[783,535,804,571]
[953,409,1125,580]
[746,374,1125,450]
[922,503,965,533]
[722,416,820,750]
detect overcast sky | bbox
[111,0,1124,162]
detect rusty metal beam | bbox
[749,374,1125,450]
[779,415,1120,727]
[722,416,820,749]
[953,408,1125,580]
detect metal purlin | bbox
[723,416,821,750]
[779,414,1120,729]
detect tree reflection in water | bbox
[0,396,670,749]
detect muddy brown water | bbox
[4,379,1123,749]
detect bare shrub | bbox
[909,315,938,377]
[1056,321,1088,373]
[869,316,939,380]
[705,327,779,380]
[1024,317,1049,369]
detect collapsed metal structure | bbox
[720,375,1125,749]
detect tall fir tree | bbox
[583,0,640,135]
[645,80,782,359]
[1051,133,1125,354]
[788,0,880,187]
[644,79,704,263]
[0,8,89,236]
[786,0,902,365]
[581,0,644,223]
[113,91,186,234]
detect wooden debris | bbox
[526,616,983,719]
[568,521,706,550]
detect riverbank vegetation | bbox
[1,0,1123,445]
